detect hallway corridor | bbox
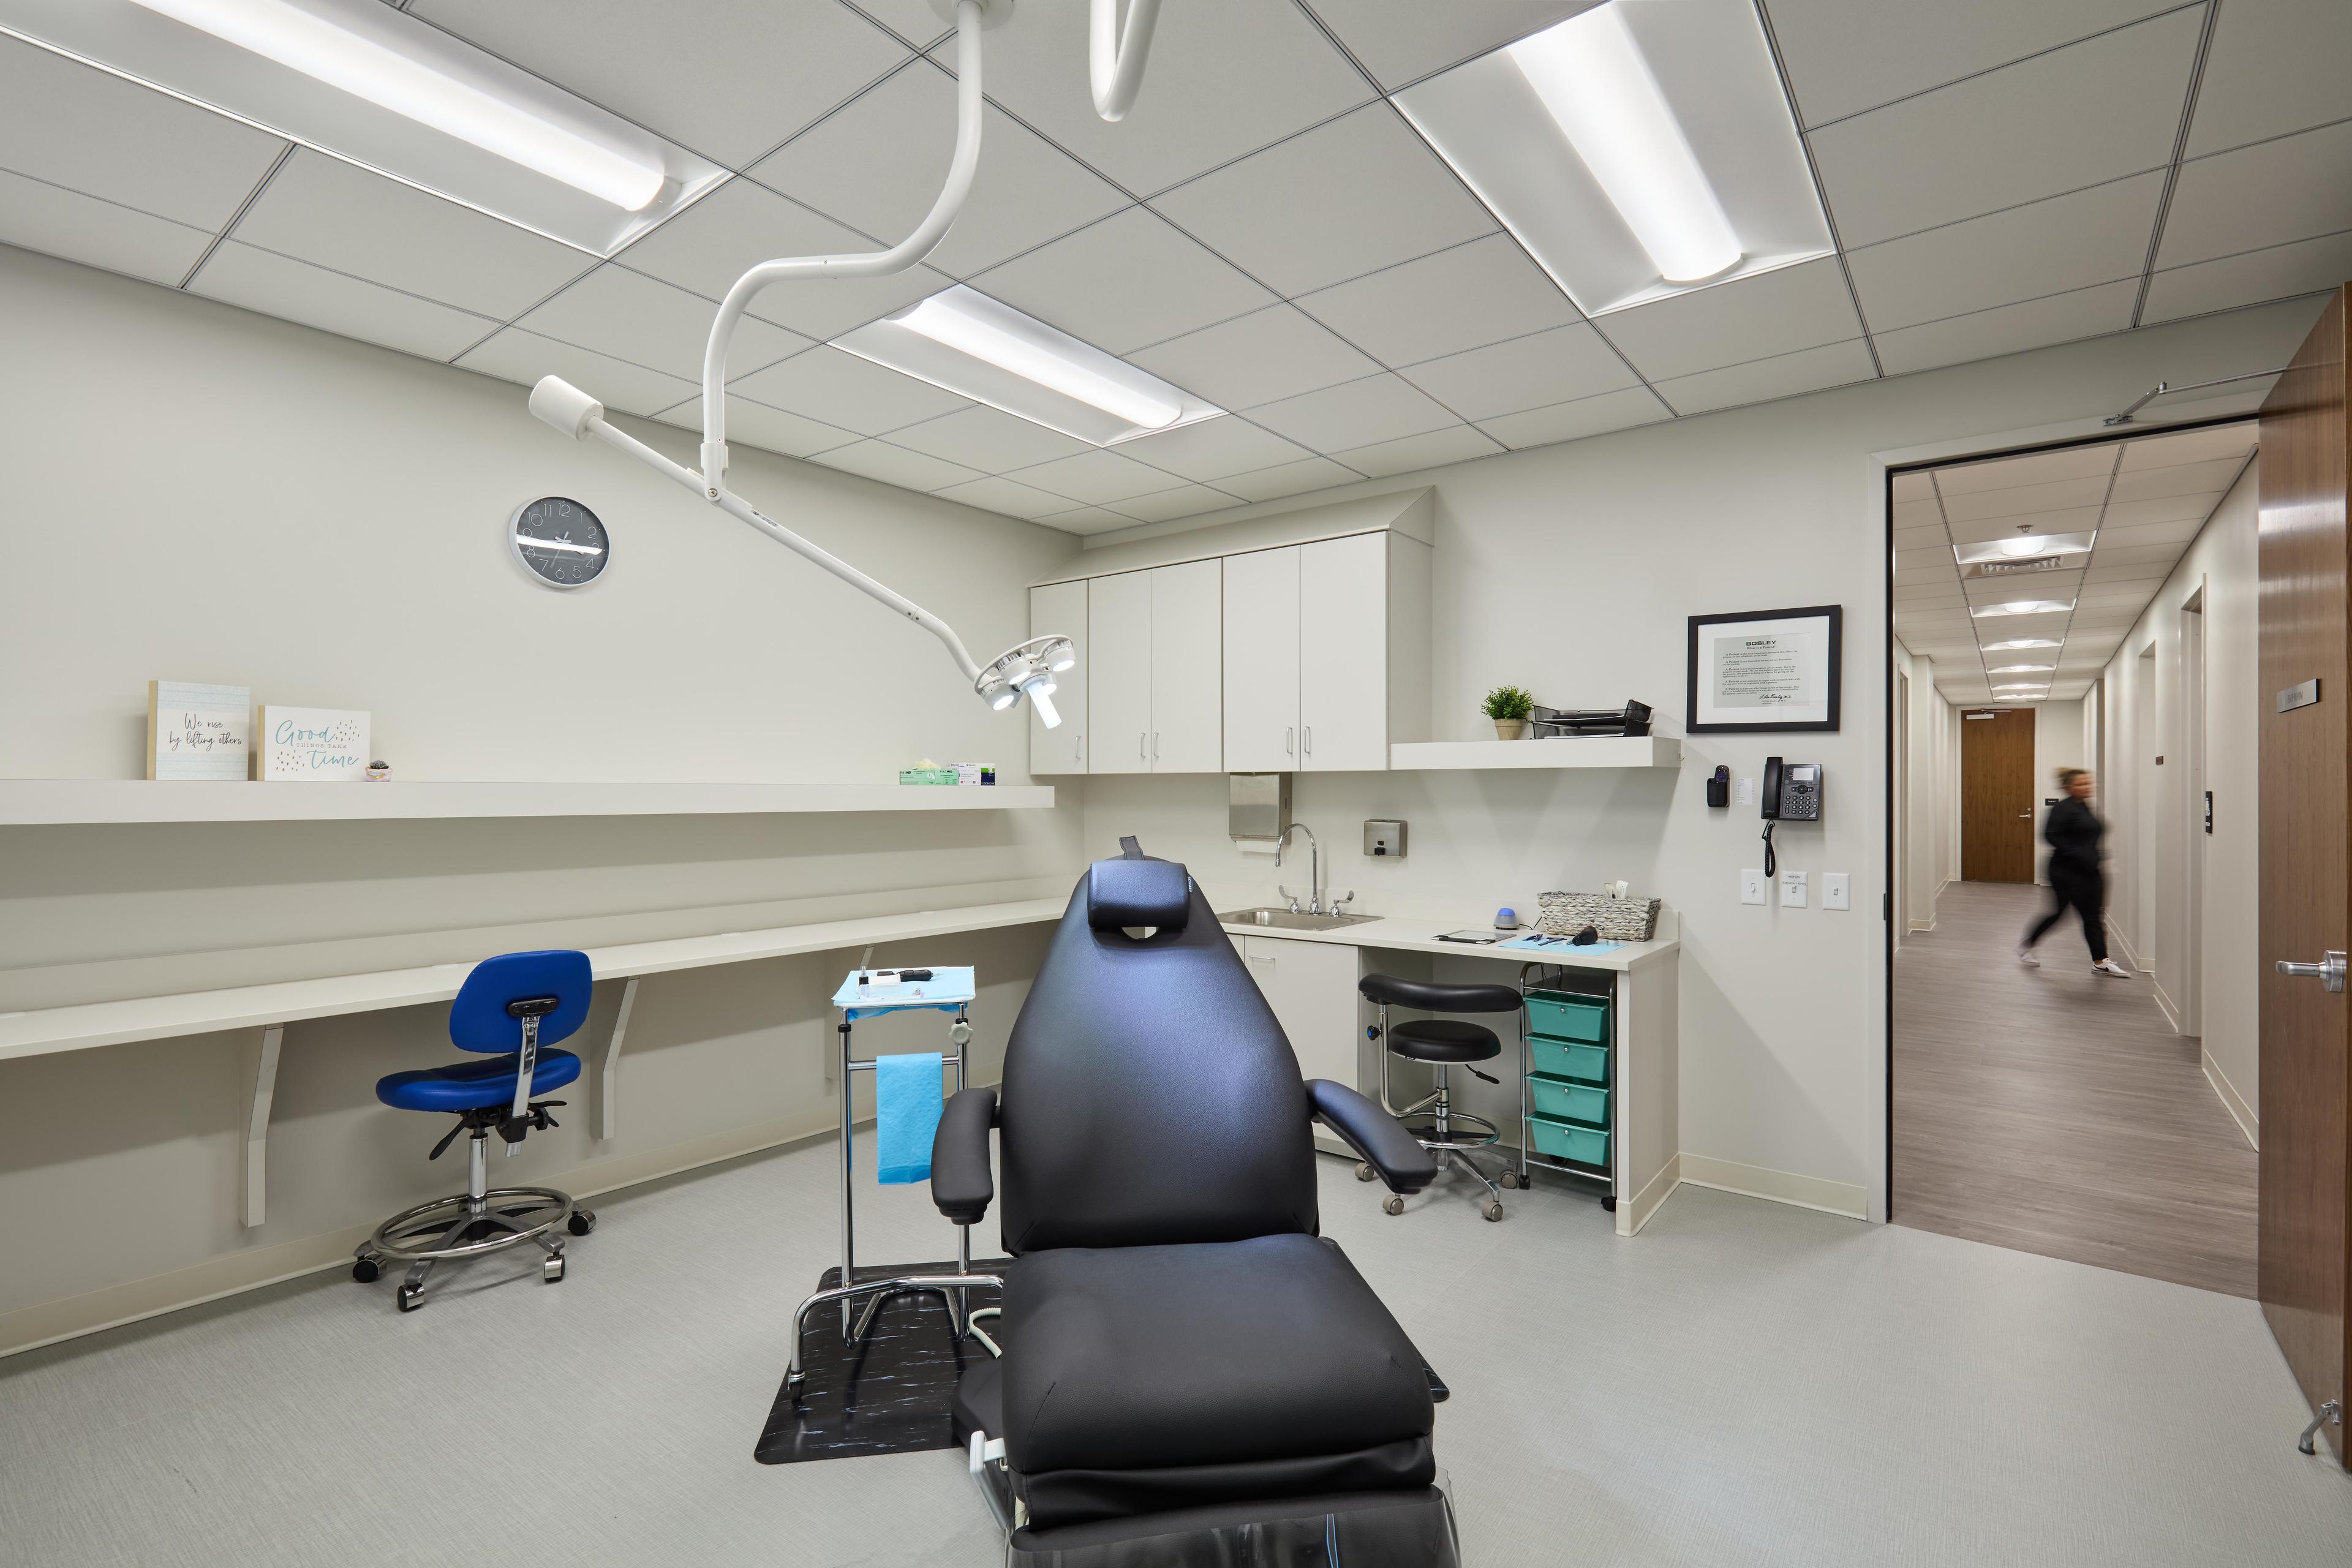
[1893,881,2259,1297]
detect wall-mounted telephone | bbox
[1759,757,1822,876]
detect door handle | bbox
[2276,952,2347,993]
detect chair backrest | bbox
[996,849,1318,1254]
[450,950,594,1054]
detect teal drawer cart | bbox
[1507,984,1619,1210]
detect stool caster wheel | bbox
[1482,1200,1504,1223]
[351,1256,380,1284]
[1602,1195,1618,1213]
[1355,1163,1375,1183]
[568,1209,595,1236]
[395,1284,424,1313]
[543,1255,567,1284]
[1499,1170,1521,1190]
[1382,1195,1404,1216]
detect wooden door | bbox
[1223,547,1300,772]
[1087,570,1152,775]
[1148,560,1222,772]
[1960,706,2036,881]
[2257,285,2350,1468]
[1298,532,1389,771]
[1029,580,1087,775]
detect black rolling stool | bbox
[1358,974,1521,1222]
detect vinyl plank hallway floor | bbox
[1894,880,2259,1296]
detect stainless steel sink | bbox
[1218,907,1380,932]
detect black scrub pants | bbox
[2024,864,2108,962]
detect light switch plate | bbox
[1740,868,1767,905]
[1823,872,1850,910]
[1738,776,1755,806]
[1781,870,1808,908]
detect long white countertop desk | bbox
[1213,911,1679,973]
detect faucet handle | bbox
[1329,890,1356,915]
[1277,885,1303,913]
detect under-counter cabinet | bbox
[1028,579,1088,774]
[1223,532,1430,772]
[1087,560,1221,774]
[1234,933,1362,1155]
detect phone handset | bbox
[1760,758,1822,879]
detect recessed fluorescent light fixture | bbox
[1996,695,2040,703]
[1972,600,2073,618]
[1988,664,2054,674]
[0,0,724,254]
[1396,0,1833,315]
[1954,532,2095,566]
[1983,638,2062,652]
[837,286,1221,448]
[1994,682,2046,691]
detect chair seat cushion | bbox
[1000,1234,1431,1477]
[375,1049,582,1113]
[1386,1018,1501,1063]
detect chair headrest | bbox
[1087,857,1191,932]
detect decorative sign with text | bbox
[148,681,251,780]
[257,706,371,782]
[1686,606,1842,734]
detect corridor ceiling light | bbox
[1396,0,1832,315]
[1994,682,2046,691]
[0,0,724,254]
[1989,664,2054,674]
[1972,600,2073,617]
[838,286,1220,447]
[1954,532,2095,566]
[1983,638,2062,651]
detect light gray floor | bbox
[2,1141,2346,1567]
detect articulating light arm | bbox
[1090,0,1164,121]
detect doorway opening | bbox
[1887,418,2261,1296]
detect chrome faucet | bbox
[1273,823,1320,915]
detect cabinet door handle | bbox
[1076,733,1084,764]
[1303,725,1312,756]
[1139,731,1147,760]
[1286,726,1294,756]
[1153,731,1160,761]
[1248,952,1274,965]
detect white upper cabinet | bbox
[1028,579,1088,775]
[1148,560,1223,773]
[1223,546,1302,772]
[1088,570,1155,775]
[1300,533,1400,771]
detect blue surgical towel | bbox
[874,1051,945,1185]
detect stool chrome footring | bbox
[364,1186,575,1263]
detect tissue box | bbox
[898,767,957,786]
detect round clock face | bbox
[508,497,609,589]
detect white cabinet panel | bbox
[1299,532,1390,772]
[1241,933,1363,1155]
[1088,570,1153,774]
[1149,559,1222,773]
[1029,579,1088,774]
[1223,546,1300,772]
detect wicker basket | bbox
[1536,891,1660,942]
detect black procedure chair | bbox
[1360,974,1525,1223]
[929,843,1462,1566]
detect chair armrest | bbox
[931,1087,998,1224]
[1307,1080,1436,1194]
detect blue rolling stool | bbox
[352,950,597,1310]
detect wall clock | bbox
[508,496,609,589]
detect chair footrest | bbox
[1396,1110,1500,1150]
[365,1187,574,1262]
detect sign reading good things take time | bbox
[257,706,371,781]
[148,681,251,780]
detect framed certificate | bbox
[1686,605,1842,733]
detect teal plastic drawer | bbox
[1525,990,1610,1044]
[1528,1035,1609,1085]
[1528,1074,1609,1127]
[1529,1113,1611,1168]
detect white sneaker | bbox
[2092,959,2131,978]
[2016,947,2040,968]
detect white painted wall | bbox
[1892,639,1953,934]
[1082,294,2321,1223]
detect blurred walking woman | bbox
[2019,768,2133,977]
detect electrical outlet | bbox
[1823,872,1850,911]
[1740,869,1767,905]
[1781,870,1809,908]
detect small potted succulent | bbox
[1483,685,1534,741]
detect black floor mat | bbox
[756,1259,1448,1466]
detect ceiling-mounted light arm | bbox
[2103,367,2288,426]
[1089,0,1164,121]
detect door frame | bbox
[1878,408,2260,1223]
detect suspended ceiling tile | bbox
[1939,476,2113,522]
[2158,121,2352,269]
[1298,0,1594,89]
[1393,324,1636,422]
[1112,418,1317,483]
[1473,386,1674,450]
[1216,456,1366,503]
[409,0,906,168]
[1937,443,2119,493]
[189,241,498,361]
[0,32,287,231]
[1895,547,1954,573]
[616,179,951,340]
[2102,489,2226,525]
[518,265,808,382]
[1295,235,1583,371]
[1806,9,2199,247]
[1104,484,1245,524]
[1155,106,1496,298]
[2089,540,2202,569]
[0,167,211,286]
[1008,449,1191,507]
[1762,0,2179,128]
[1845,172,2163,332]
[1602,257,1862,383]
[747,60,1128,278]
[727,344,973,435]
[1892,472,1935,501]
[2082,562,2171,584]
[230,150,590,320]
[888,404,1095,473]
[1126,305,1381,412]
[2183,0,2352,157]
[2093,519,2204,552]
[1033,507,1138,537]
[807,438,983,492]
[1967,568,2083,603]
[1871,279,2138,376]
[2117,424,2257,470]
[1327,424,1508,480]
[1946,506,2106,546]
[854,0,951,48]
[1245,373,1460,452]
[2109,456,2245,498]
[932,475,1088,522]
[967,207,1275,356]
[2145,230,2352,326]
[454,328,696,417]
[654,394,859,460]
[1653,338,1876,416]
[940,0,1373,196]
